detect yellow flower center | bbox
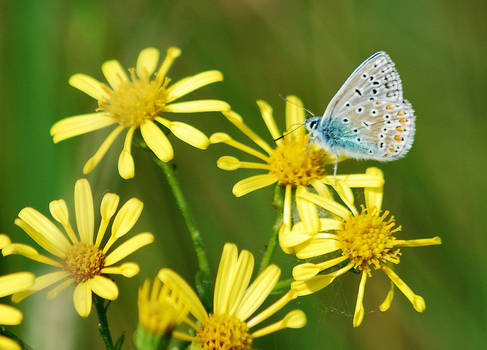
[139,300,180,334]
[268,135,325,186]
[338,207,401,272]
[99,69,168,127]
[62,243,105,283]
[198,314,252,350]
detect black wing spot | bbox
[355,89,362,96]
[342,118,349,123]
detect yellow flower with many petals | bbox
[211,97,384,251]
[2,179,153,317]
[0,234,34,350]
[158,243,306,350]
[51,46,230,179]
[288,168,442,327]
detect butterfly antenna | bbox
[278,94,316,117]
[273,123,305,142]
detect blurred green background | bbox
[0,0,485,349]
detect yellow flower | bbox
[0,235,35,350]
[211,97,384,252]
[289,168,442,327]
[51,46,230,179]
[158,243,306,349]
[2,179,154,317]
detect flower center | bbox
[99,69,168,127]
[198,314,252,350]
[62,243,105,283]
[268,135,325,186]
[338,207,401,272]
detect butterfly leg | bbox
[333,155,339,184]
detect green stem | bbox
[258,184,284,273]
[94,295,114,350]
[0,326,32,350]
[272,278,293,294]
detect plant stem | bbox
[94,295,114,350]
[258,184,284,273]
[0,327,32,350]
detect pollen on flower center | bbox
[338,207,401,272]
[268,135,325,186]
[62,243,105,283]
[198,313,252,350]
[99,69,169,127]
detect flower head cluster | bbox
[286,168,442,327]
[158,243,306,349]
[51,46,229,179]
[2,179,153,317]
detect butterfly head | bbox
[305,117,322,134]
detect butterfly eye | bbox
[309,120,318,129]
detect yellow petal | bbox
[380,281,394,312]
[118,127,136,179]
[157,268,208,323]
[16,209,70,257]
[382,265,425,312]
[166,70,223,102]
[247,290,298,328]
[101,60,128,90]
[209,132,269,162]
[49,199,69,225]
[291,264,352,296]
[256,100,281,141]
[293,256,348,281]
[89,275,119,300]
[140,120,174,162]
[330,180,357,215]
[101,262,139,277]
[251,309,306,338]
[221,110,273,154]
[156,118,209,149]
[0,272,35,298]
[395,236,442,247]
[50,113,116,143]
[136,47,160,78]
[364,167,385,211]
[232,174,278,197]
[104,232,153,266]
[0,234,11,249]
[283,185,292,226]
[95,193,120,247]
[235,264,280,321]
[297,190,350,219]
[156,46,181,79]
[111,198,144,238]
[279,222,312,248]
[310,179,334,200]
[324,172,385,188]
[0,335,21,350]
[295,237,340,259]
[83,125,124,174]
[227,250,254,316]
[285,95,305,140]
[73,282,92,317]
[69,73,110,101]
[47,279,74,300]
[75,179,94,244]
[353,272,367,327]
[2,243,61,267]
[12,271,69,303]
[164,100,230,113]
[278,223,295,254]
[214,243,238,315]
[319,218,342,231]
[296,187,320,234]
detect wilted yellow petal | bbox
[353,272,367,327]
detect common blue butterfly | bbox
[305,52,415,170]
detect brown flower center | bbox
[62,243,105,283]
[198,313,252,350]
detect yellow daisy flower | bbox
[210,97,384,251]
[158,243,306,349]
[0,235,35,350]
[289,168,442,327]
[2,179,154,317]
[51,46,230,179]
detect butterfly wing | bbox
[320,51,415,160]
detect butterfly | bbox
[305,51,415,174]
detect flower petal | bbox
[111,198,144,238]
[382,265,425,312]
[156,47,181,79]
[69,74,110,101]
[75,179,94,244]
[0,335,21,350]
[293,256,347,281]
[210,133,269,162]
[364,167,385,211]
[2,243,61,267]
[136,47,160,78]
[256,100,281,141]
[12,271,69,303]
[235,264,280,321]
[214,243,238,315]
[104,232,154,266]
[95,193,120,247]
[297,190,350,219]
[251,309,306,338]
[0,273,35,298]
[285,95,305,140]
[140,120,174,162]
[101,60,128,90]
[296,187,320,234]
[0,304,23,325]
[156,118,209,149]
[291,264,352,296]
[118,127,136,179]
[232,174,278,197]
[47,279,74,300]
[164,100,230,113]
[295,237,340,259]
[89,275,119,300]
[83,125,124,174]
[247,290,298,328]
[16,209,71,257]
[353,272,367,327]
[380,281,395,312]
[101,262,139,277]
[166,70,223,102]
[73,282,92,317]
[158,268,208,323]
[50,113,116,143]
[0,234,11,249]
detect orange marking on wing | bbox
[397,110,404,116]
[396,126,403,132]
[394,135,401,142]
[386,104,393,110]
[386,83,391,88]
[399,118,406,124]
[389,147,395,153]
[376,101,381,105]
